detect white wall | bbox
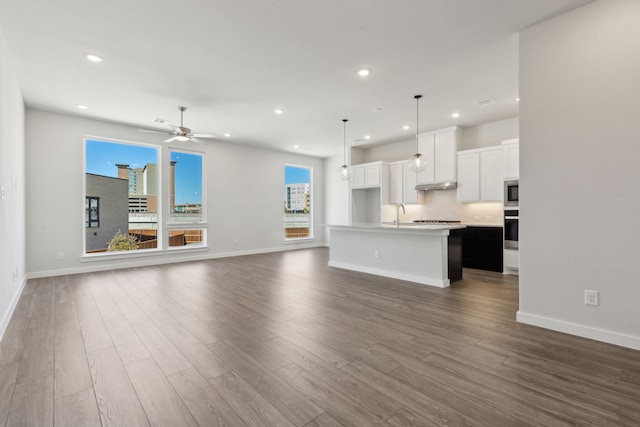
[518,0,640,349]
[458,117,519,151]
[323,155,350,234]
[0,23,26,338]
[25,109,325,277]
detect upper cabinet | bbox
[389,160,422,205]
[502,138,519,180]
[457,146,504,203]
[416,127,459,185]
[351,161,387,189]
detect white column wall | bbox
[518,0,640,349]
[0,23,26,338]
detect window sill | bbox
[283,237,316,244]
[81,248,164,262]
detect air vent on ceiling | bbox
[477,98,497,106]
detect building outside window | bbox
[85,196,100,228]
[284,164,312,239]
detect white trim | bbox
[328,261,449,288]
[27,242,325,279]
[0,276,27,342]
[517,311,640,351]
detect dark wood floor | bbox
[1,247,639,426]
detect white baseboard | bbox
[26,242,326,280]
[0,276,27,342]
[517,311,640,351]
[328,261,449,288]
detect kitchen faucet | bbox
[396,204,405,227]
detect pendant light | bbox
[337,119,350,180]
[408,94,427,173]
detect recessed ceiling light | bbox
[403,125,411,130]
[451,112,461,118]
[274,109,284,115]
[77,104,88,110]
[364,135,371,140]
[224,133,231,138]
[356,68,371,77]
[85,54,103,63]
[516,97,520,102]
[293,145,299,148]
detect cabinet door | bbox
[504,142,519,179]
[389,163,403,204]
[435,129,456,182]
[351,165,365,188]
[480,148,503,201]
[402,162,419,204]
[457,153,480,202]
[364,164,380,187]
[416,133,435,184]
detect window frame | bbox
[283,163,314,241]
[82,136,163,258]
[85,196,100,228]
[166,147,208,251]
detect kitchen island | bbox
[327,223,465,288]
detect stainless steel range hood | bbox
[415,181,457,191]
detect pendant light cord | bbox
[415,95,422,152]
[342,119,348,164]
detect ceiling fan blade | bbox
[192,133,217,139]
[164,136,178,143]
[139,129,170,135]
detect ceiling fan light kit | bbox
[139,106,216,143]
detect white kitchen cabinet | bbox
[502,138,519,180]
[351,162,385,189]
[416,127,458,185]
[389,160,422,205]
[457,146,503,203]
[457,152,480,202]
[351,162,389,224]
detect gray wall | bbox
[518,0,640,349]
[25,109,325,277]
[0,22,26,337]
[85,174,129,252]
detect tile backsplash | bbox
[398,189,504,225]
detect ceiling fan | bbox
[139,106,216,142]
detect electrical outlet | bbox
[374,249,380,259]
[57,252,64,260]
[1,186,5,200]
[584,290,599,306]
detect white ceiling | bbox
[0,0,593,158]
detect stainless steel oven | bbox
[504,208,519,249]
[504,180,519,207]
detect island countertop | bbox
[327,223,467,233]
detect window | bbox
[284,165,312,239]
[85,196,100,228]
[85,139,159,254]
[168,150,206,249]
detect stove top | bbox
[413,219,461,224]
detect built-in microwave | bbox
[504,180,519,207]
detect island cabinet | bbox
[389,160,423,205]
[416,127,459,185]
[457,146,503,203]
[462,226,503,272]
[502,138,519,180]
